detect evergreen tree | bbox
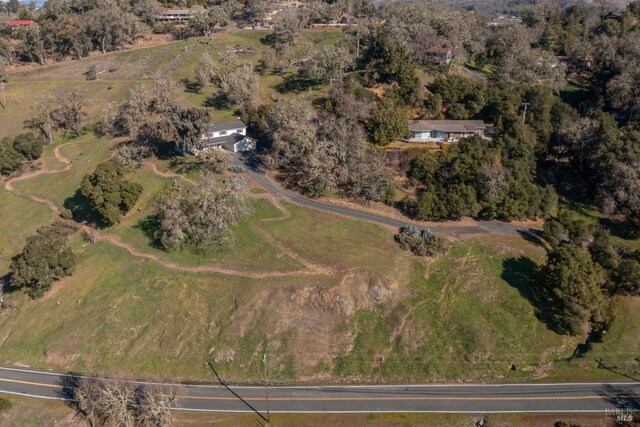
[543,245,606,335]
[9,222,77,298]
[79,160,143,226]
[366,98,407,145]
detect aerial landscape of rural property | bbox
[0,0,639,425]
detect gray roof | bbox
[207,120,246,133]
[409,120,486,133]
[160,9,194,15]
[205,133,246,146]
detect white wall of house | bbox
[409,130,481,143]
[204,127,246,139]
[233,138,257,153]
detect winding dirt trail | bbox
[3,137,331,279]
[146,161,196,185]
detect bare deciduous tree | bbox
[53,89,89,135]
[220,63,258,105]
[159,173,250,251]
[135,386,177,427]
[72,377,176,427]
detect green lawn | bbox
[14,136,113,211]
[0,189,54,273]
[110,168,304,273]
[261,201,402,273]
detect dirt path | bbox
[145,161,196,185]
[248,194,335,276]
[3,139,331,279]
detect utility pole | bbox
[263,353,270,426]
[521,102,530,125]
[0,81,6,109]
[207,361,270,426]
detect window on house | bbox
[220,131,227,135]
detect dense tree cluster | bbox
[540,215,639,335]
[79,160,143,227]
[9,221,77,298]
[0,132,43,176]
[159,174,249,252]
[262,98,392,202]
[100,79,210,153]
[403,134,556,221]
[1,0,153,64]
[196,51,258,106]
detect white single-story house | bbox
[200,120,257,153]
[408,120,486,144]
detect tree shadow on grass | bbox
[516,229,547,248]
[274,74,317,94]
[134,214,164,250]
[501,256,563,334]
[180,78,203,94]
[168,156,208,175]
[599,217,633,241]
[63,190,104,228]
[1,272,16,295]
[204,93,230,109]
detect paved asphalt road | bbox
[245,168,534,237]
[0,367,639,414]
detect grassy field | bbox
[0,29,638,387]
[0,130,639,384]
[0,29,342,137]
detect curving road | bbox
[0,367,639,414]
[245,168,537,237]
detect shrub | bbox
[0,138,23,176]
[12,132,43,161]
[395,226,450,257]
[229,165,246,174]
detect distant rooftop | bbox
[409,120,486,133]
[6,20,34,26]
[159,9,194,15]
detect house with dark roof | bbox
[408,120,486,144]
[199,120,257,153]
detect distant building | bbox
[5,20,34,29]
[488,14,523,27]
[425,48,452,65]
[156,9,195,22]
[408,120,486,144]
[200,121,257,153]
